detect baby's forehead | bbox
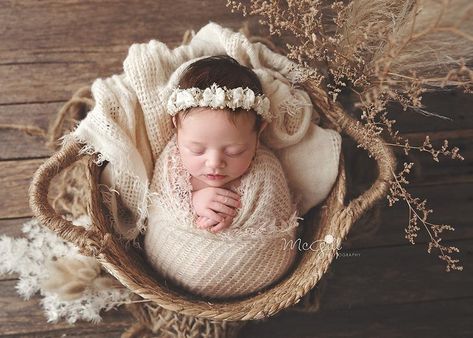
[176,109,257,143]
[178,107,257,128]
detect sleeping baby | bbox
[144,55,299,299]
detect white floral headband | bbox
[167,83,272,121]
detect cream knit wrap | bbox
[144,136,298,298]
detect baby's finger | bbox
[209,201,237,217]
[210,216,233,233]
[215,188,240,201]
[199,218,219,229]
[201,209,224,224]
[217,195,241,208]
[196,217,209,228]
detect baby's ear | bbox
[172,116,178,129]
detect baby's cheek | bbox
[181,155,202,175]
[230,156,253,176]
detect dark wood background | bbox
[0,1,471,337]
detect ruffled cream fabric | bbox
[144,136,298,298]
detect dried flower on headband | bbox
[167,83,272,121]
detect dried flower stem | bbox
[388,165,463,272]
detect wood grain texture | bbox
[341,89,473,133]
[0,218,29,238]
[0,102,60,160]
[390,90,473,133]
[321,239,473,310]
[0,0,242,53]
[0,0,244,104]
[346,181,473,249]
[239,297,473,338]
[0,159,45,218]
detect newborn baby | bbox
[144,55,298,298]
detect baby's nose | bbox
[206,152,225,168]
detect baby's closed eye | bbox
[187,147,205,155]
[225,148,247,157]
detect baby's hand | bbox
[197,214,233,233]
[192,187,241,232]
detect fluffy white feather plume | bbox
[0,217,132,324]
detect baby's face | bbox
[175,107,258,188]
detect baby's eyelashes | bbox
[225,148,247,157]
[190,149,204,155]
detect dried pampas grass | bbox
[40,256,121,301]
[371,0,473,88]
[339,0,415,64]
[338,0,473,88]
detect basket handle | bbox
[29,139,103,256]
[303,81,396,224]
[336,109,396,222]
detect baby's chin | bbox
[208,177,242,190]
[203,178,230,188]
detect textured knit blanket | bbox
[144,135,298,298]
[67,22,341,242]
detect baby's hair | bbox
[175,55,265,131]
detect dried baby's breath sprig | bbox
[346,109,464,272]
[388,164,463,272]
[384,136,465,161]
[229,0,472,271]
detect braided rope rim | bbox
[29,80,395,321]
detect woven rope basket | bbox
[29,80,395,322]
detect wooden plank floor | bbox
[1,1,472,337]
